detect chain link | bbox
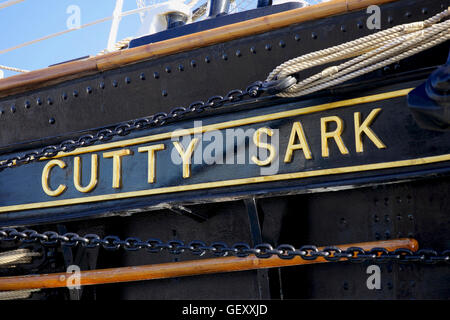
[0,79,447,265]
[1,228,449,264]
[0,81,267,172]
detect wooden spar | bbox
[0,0,399,98]
[0,238,418,291]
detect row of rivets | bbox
[0,9,432,118]
[373,193,415,240]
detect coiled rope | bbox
[268,7,450,98]
[0,249,41,300]
[0,289,40,300]
[0,249,40,268]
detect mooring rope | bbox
[97,37,133,55]
[269,7,450,98]
[0,289,40,300]
[0,249,40,268]
[0,249,41,299]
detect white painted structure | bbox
[135,0,192,38]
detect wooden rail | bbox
[0,238,418,291]
[0,0,399,98]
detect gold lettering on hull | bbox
[103,149,133,189]
[321,116,349,158]
[173,138,199,178]
[138,144,165,183]
[38,108,390,197]
[354,108,386,153]
[284,122,312,162]
[74,154,99,193]
[26,88,417,206]
[42,159,67,197]
[38,109,390,196]
[252,128,276,166]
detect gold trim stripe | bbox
[1,153,449,213]
[43,88,412,159]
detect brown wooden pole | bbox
[0,238,417,291]
[0,0,399,98]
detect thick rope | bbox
[269,8,450,98]
[266,24,409,81]
[0,249,41,300]
[283,21,450,96]
[286,31,450,97]
[0,249,40,267]
[0,289,40,300]
[97,37,133,55]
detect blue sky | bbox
[0,0,315,78]
[0,0,143,78]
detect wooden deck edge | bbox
[0,0,398,98]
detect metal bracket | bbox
[244,197,263,245]
[165,204,208,222]
[408,51,450,131]
[260,76,297,95]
